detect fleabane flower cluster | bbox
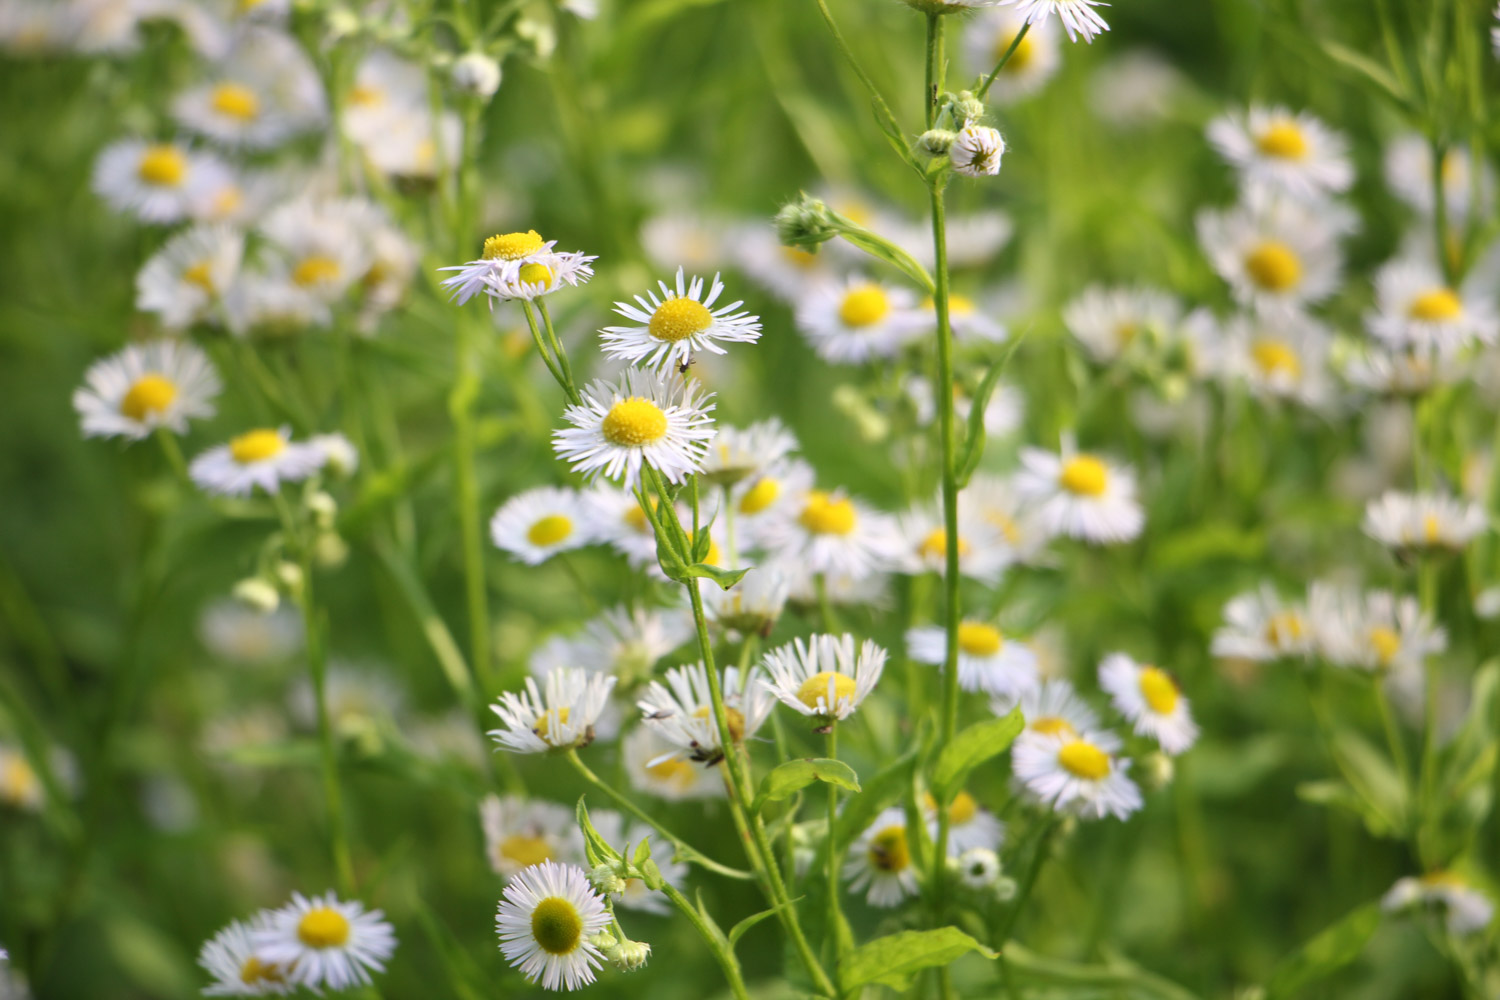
[197,893,395,995]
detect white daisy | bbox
[189,427,324,497]
[895,502,1011,583]
[761,633,886,726]
[1344,342,1464,397]
[637,662,773,765]
[252,892,396,992]
[600,267,761,370]
[1214,311,1337,409]
[757,485,901,579]
[171,27,326,149]
[924,790,1006,855]
[439,230,595,306]
[622,725,724,800]
[198,917,292,996]
[490,487,597,565]
[950,125,1006,177]
[1062,285,1181,363]
[360,105,464,181]
[1312,587,1445,674]
[1385,133,1495,224]
[496,861,610,991]
[92,138,232,224]
[1097,653,1198,755]
[197,600,301,665]
[480,794,584,879]
[731,458,817,540]
[136,224,244,329]
[489,668,616,754]
[222,272,330,335]
[907,621,1038,699]
[1014,442,1144,544]
[963,9,1059,104]
[1206,106,1352,201]
[553,368,716,489]
[492,253,598,301]
[992,678,1102,740]
[843,807,920,907]
[73,340,221,440]
[995,0,1109,43]
[1382,873,1495,936]
[1210,584,1314,662]
[1366,257,1500,352]
[795,276,927,364]
[1013,729,1142,820]
[699,418,798,488]
[1197,194,1344,317]
[341,48,428,144]
[259,197,375,304]
[583,486,677,568]
[571,604,694,685]
[1363,490,1488,554]
[965,472,1055,564]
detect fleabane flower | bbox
[1013,729,1142,820]
[494,254,597,301]
[600,267,762,370]
[92,138,231,223]
[1344,341,1463,397]
[252,892,396,992]
[490,487,598,565]
[758,485,901,579]
[761,633,886,726]
[844,806,920,907]
[198,917,292,996]
[1382,873,1495,936]
[993,678,1102,740]
[480,794,584,879]
[74,340,221,441]
[1214,312,1336,410]
[924,790,1005,854]
[622,725,724,801]
[1210,584,1313,662]
[1366,257,1500,352]
[1015,443,1144,544]
[553,368,716,488]
[1363,490,1488,554]
[950,125,1006,177]
[699,418,799,488]
[1206,106,1353,201]
[637,662,773,765]
[439,230,594,306]
[707,563,791,638]
[1062,285,1181,363]
[488,668,616,754]
[1384,133,1495,224]
[189,427,325,497]
[895,503,1012,583]
[1097,653,1198,755]
[259,197,374,304]
[136,224,244,329]
[907,621,1038,699]
[995,0,1110,43]
[795,276,927,364]
[496,861,610,991]
[1197,194,1345,317]
[571,604,693,685]
[1312,587,1446,674]
[171,27,326,149]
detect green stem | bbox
[659,881,753,1000]
[995,818,1058,945]
[451,312,493,693]
[520,299,572,398]
[976,22,1032,101]
[537,299,582,404]
[810,0,906,151]
[825,726,843,959]
[154,428,188,482]
[1374,678,1413,808]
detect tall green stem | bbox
[451,311,492,693]
[659,881,753,1000]
[825,726,844,959]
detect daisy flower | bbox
[637,662,773,765]
[622,725,724,800]
[480,794,584,879]
[1366,257,1500,352]
[553,368,716,488]
[171,27,326,149]
[992,678,1102,740]
[795,276,926,364]
[259,197,374,304]
[963,10,1059,104]
[600,267,761,370]
[1214,312,1337,409]
[1097,653,1198,755]
[907,621,1038,699]
[198,917,292,996]
[584,485,675,567]
[995,0,1109,43]
[496,861,610,991]
[924,790,1006,854]
[489,668,616,754]
[92,138,231,224]
[136,224,244,329]
[1210,584,1313,662]
[490,487,597,565]
[895,502,1012,584]
[493,253,598,301]
[1344,342,1463,397]
[1385,133,1494,224]
[757,485,901,579]
[1363,490,1488,554]
[1013,729,1142,820]
[699,418,798,488]
[73,340,221,441]
[1196,194,1344,317]
[439,230,595,306]
[1014,442,1144,544]
[252,892,396,992]
[844,807,920,907]
[570,604,694,685]
[732,458,816,538]
[1062,285,1181,363]
[222,272,330,334]
[950,125,1006,177]
[965,472,1055,564]
[761,633,886,727]
[340,48,428,144]
[1382,873,1495,936]
[1312,587,1445,674]
[1206,106,1353,201]
[189,427,324,497]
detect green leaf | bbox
[835,750,918,852]
[684,563,749,590]
[930,708,1024,803]
[1264,902,1380,998]
[575,797,621,865]
[633,836,653,868]
[842,928,998,991]
[1317,41,1409,109]
[956,333,1026,488]
[1329,729,1406,835]
[727,895,802,947]
[751,758,861,814]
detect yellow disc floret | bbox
[738,477,781,515]
[600,397,669,447]
[1059,455,1109,497]
[1244,241,1302,292]
[210,82,261,121]
[798,491,856,535]
[995,31,1035,72]
[1408,288,1463,322]
[1137,666,1179,715]
[947,790,979,825]
[1058,741,1110,781]
[527,515,574,547]
[1368,626,1402,666]
[839,285,890,328]
[239,956,285,986]
[649,297,714,342]
[797,671,857,712]
[297,908,351,949]
[499,834,554,869]
[483,230,545,261]
[957,622,1004,657]
[692,705,748,744]
[1251,339,1301,379]
[138,145,188,187]
[183,260,216,291]
[533,707,571,740]
[120,374,179,422]
[229,429,285,465]
[868,825,910,872]
[531,897,583,955]
[1255,121,1309,160]
[293,255,342,288]
[917,528,972,561]
[1031,716,1075,737]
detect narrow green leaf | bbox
[956,332,1028,488]
[575,797,621,866]
[633,835,653,868]
[842,928,998,991]
[727,895,803,947]
[1264,902,1380,998]
[685,563,750,590]
[931,708,1024,803]
[751,758,860,814]
[1317,41,1408,107]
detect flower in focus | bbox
[844,807,920,907]
[252,892,396,992]
[1206,106,1353,201]
[950,125,1006,177]
[496,861,610,991]
[73,340,221,441]
[489,668,616,753]
[481,794,584,880]
[1013,729,1142,820]
[189,427,326,497]
[1097,653,1198,755]
[600,267,762,371]
[439,230,594,306]
[995,0,1110,43]
[761,633,886,726]
[1015,442,1144,544]
[553,368,717,488]
[906,621,1038,699]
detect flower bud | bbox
[950,125,1005,178]
[589,864,628,896]
[774,194,838,251]
[515,18,557,59]
[275,561,304,598]
[917,129,957,156]
[232,578,280,613]
[586,930,619,952]
[307,491,337,527]
[315,532,349,569]
[608,939,652,971]
[1139,751,1175,792]
[994,876,1018,902]
[452,52,503,99]
[952,90,987,126]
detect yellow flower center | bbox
[692,705,748,743]
[1255,121,1308,160]
[1369,626,1402,666]
[137,145,187,187]
[782,246,818,269]
[530,897,583,955]
[210,82,261,121]
[533,707,571,740]
[738,477,781,515]
[347,84,383,106]
[183,260,216,291]
[1137,666,1179,715]
[293,255,342,288]
[517,262,553,285]
[1,757,38,806]
[1031,716,1076,737]
[499,834,554,869]
[986,510,1021,544]
[649,297,714,342]
[210,185,243,219]
[1423,513,1442,544]
[1244,241,1302,292]
[996,31,1035,72]
[527,515,574,547]
[1059,455,1109,497]
[239,956,285,986]
[917,528,972,561]
[120,374,179,422]
[838,285,890,328]
[1251,339,1301,379]
[483,230,545,261]
[229,429,285,465]
[957,622,1003,657]
[1266,612,1305,647]
[1419,870,1464,889]
[798,491,856,535]
[646,755,696,788]
[947,790,978,825]
[797,671,857,712]
[1116,322,1141,347]
[296,908,351,949]
[600,397,669,447]
[1058,741,1110,781]
[868,825,910,872]
[1408,288,1463,322]
[625,498,656,534]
